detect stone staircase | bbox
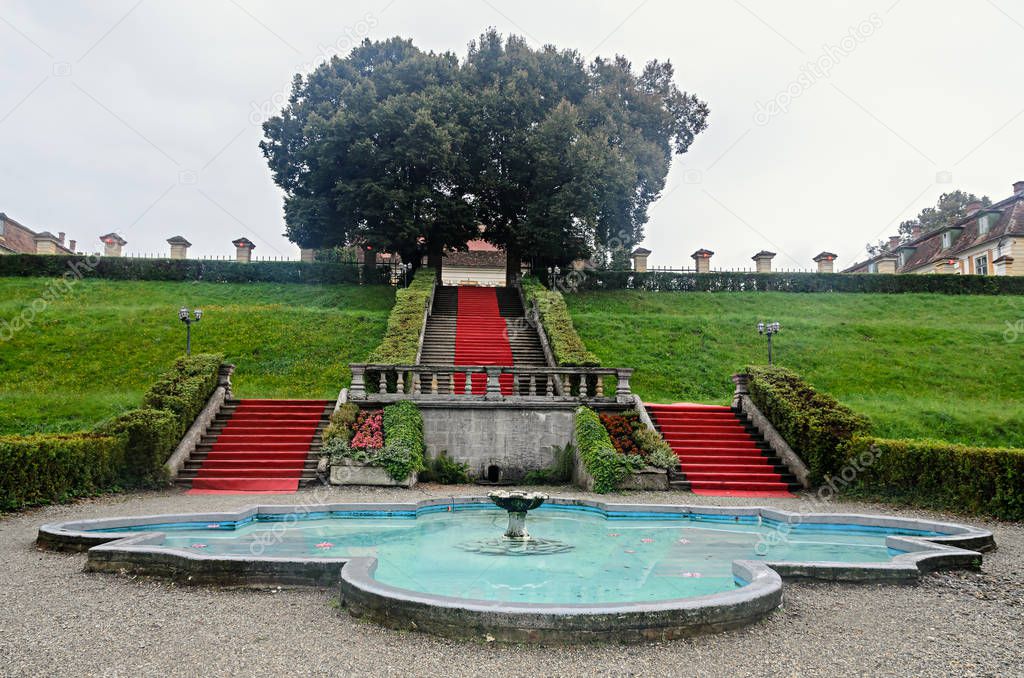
[176,399,332,492]
[647,403,800,497]
[415,284,548,374]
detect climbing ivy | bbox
[575,406,642,493]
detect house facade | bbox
[0,213,78,255]
[844,181,1023,276]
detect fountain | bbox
[487,490,547,540]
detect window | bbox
[979,213,995,235]
[942,231,952,249]
[975,255,988,276]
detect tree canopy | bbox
[866,190,993,255]
[261,30,710,281]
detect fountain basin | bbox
[37,497,994,643]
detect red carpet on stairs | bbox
[647,403,795,498]
[187,399,329,494]
[452,287,514,395]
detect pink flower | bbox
[641,538,654,543]
[191,543,207,549]
[678,538,690,545]
[680,572,701,578]
[607,533,620,537]
[315,542,334,550]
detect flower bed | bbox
[327,402,424,486]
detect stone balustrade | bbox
[349,363,634,404]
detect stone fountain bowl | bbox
[487,490,547,513]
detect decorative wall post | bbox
[349,364,367,399]
[630,247,651,272]
[615,368,634,403]
[934,258,958,274]
[993,255,1015,276]
[233,237,255,263]
[751,251,776,273]
[218,363,235,400]
[876,254,899,274]
[167,236,192,260]
[731,373,749,409]
[33,232,61,255]
[813,252,837,273]
[691,248,714,273]
[485,367,503,399]
[100,232,126,257]
[300,248,316,263]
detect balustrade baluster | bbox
[431,373,439,395]
[378,370,388,394]
[512,372,521,396]
[528,374,537,396]
[595,375,604,397]
[579,376,589,399]
[396,372,404,393]
[412,372,421,395]
[546,375,554,396]
[464,369,473,395]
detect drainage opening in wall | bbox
[487,465,501,483]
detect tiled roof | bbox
[443,249,506,268]
[844,191,1024,273]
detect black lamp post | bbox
[179,307,202,356]
[757,321,780,365]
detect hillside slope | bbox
[566,290,1024,448]
[0,279,393,434]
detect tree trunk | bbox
[362,246,377,283]
[505,242,521,287]
[427,241,443,284]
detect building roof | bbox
[100,232,127,245]
[34,231,61,241]
[691,248,714,258]
[631,247,652,256]
[813,251,838,262]
[232,237,256,249]
[751,250,776,259]
[844,186,1024,273]
[167,236,192,246]
[443,248,506,269]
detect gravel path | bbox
[1,485,1021,677]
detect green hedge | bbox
[367,269,434,364]
[522,276,600,366]
[0,253,390,285]
[1,354,223,510]
[564,270,1024,295]
[575,406,642,493]
[0,434,126,511]
[841,437,1024,521]
[746,366,869,484]
[379,401,426,481]
[143,354,223,438]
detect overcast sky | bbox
[2,0,1022,269]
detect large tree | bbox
[262,32,710,283]
[867,190,993,255]
[260,38,478,276]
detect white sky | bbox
[1,0,1022,269]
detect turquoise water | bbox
[94,505,937,603]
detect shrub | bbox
[323,402,359,444]
[95,408,179,487]
[0,434,126,510]
[575,406,643,493]
[563,270,1024,295]
[600,411,641,456]
[841,437,1024,521]
[0,253,382,285]
[420,451,471,484]
[374,441,421,483]
[746,365,869,484]
[633,427,678,470]
[382,400,426,459]
[367,268,434,364]
[522,443,576,485]
[143,353,223,438]
[521,276,600,366]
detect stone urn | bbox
[487,490,548,541]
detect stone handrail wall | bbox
[164,363,234,479]
[349,363,633,404]
[413,275,438,365]
[731,373,811,488]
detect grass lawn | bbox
[0,278,394,434]
[566,291,1024,448]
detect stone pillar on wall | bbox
[992,255,1015,276]
[875,255,898,274]
[167,236,192,260]
[34,232,61,255]
[934,258,958,274]
[300,248,316,263]
[691,248,714,273]
[813,251,837,273]
[232,237,255,263]
[751,250,775,273]
[630,247,651,272]
[100,232,126,257]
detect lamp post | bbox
[179,307,202,356]
[757,321,780,365]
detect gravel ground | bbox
[1,485,1022,678]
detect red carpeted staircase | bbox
[647,403,798,497]
[179,399,332,494]
[452,287,514,394]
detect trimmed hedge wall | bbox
[842,437,1024,521]
[367,269,434,364]
[746,366,870,484]
[1,354,223,509]
[0,434,126,511]
[522,276,600,366]
[575,406,642,493]
[565,270,1024,295]
[0,253,389,285]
